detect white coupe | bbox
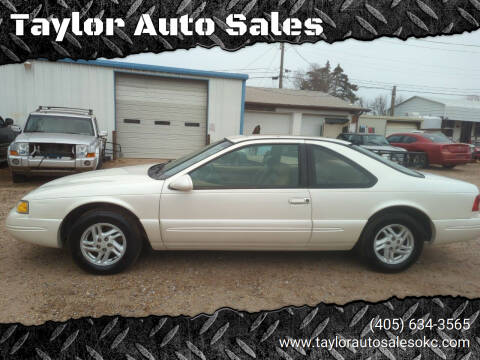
[6,136,480,274]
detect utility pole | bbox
[279,43,285,89]
[390,85,397,116]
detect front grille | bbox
[29,143,75,159]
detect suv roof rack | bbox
[36,106,93,116]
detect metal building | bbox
[394,96,480,143]
[0,59,248,159]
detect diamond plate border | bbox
[0,0,479,65]
[1,296,479,359]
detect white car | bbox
[6,136,480,274]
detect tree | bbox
[294,62,359,103]
[369,95,388,115]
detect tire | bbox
[359,212,425,273]
[11,172,26,183]
[443,164,456,169]
[96,156,103,170]
[67,209,143,274]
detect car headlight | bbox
[76,144,88,157]
[16,200,29,214]
[10,142,29,156]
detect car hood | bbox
[362,145,407,152]
[15,132,96,145]
[25,163,163,200]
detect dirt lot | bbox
[0,161,479,326]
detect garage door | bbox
[115,73,207,159]
[300,115,324,137]
[385,121,418,136]
[244,111,292,135]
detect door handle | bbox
[289,198,310,205]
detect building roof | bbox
[245,87,368,113]
[57,59,249,80]
[359,114,423,123]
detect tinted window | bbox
[24,115,94,136]
[404,136,417,144]
[190,144,300,189]
[387,135,403,143]
[310,146,375,188]
[149,140,232,180]
[422,133,452,143]
[363,135,390,145]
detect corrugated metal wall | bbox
[394,97,445,118]
[0,61,244,145]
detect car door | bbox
[305,141,378,250]
[387,135,406,149]
[159,140,312,250]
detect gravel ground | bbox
[0,161,479,326]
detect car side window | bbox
[310,145,375,188]
[404,136,417,144]
[388,135,403,143]
[189,144,300,189]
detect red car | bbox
[386,132,471,168]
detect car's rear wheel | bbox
[360,213,424,272]
[68,210,143,274]
[443,164,456,169]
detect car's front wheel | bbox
[360,213,425,272]
[68,210,143,274]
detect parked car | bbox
[337,133,407,162]
[6,136,480,274]
[468,143,480,161]
[387,132,471,168]
[0,116,21,162]
[8,106,107,182]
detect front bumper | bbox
[433,215,480,244]
[8,155,98,175]
[5,208,62,248]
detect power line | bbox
[418,39,480,48]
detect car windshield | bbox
[422,133,453,143]
[148,139,233,180]
[24,115,94,136]
[351,145,424,178]
[364,135,390,145]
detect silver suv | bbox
[8,106,107,182]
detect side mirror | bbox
[168,174,193,192]
[99,130,108,137]
[5,118,14,126]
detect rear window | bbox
[422,133,452,143]
[351,145,425,178]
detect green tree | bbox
[295,62,359,103]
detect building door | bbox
[460,121,473,143]
[115,73,208,159]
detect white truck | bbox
[8,106,107,182]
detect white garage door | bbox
[300,115,324,137]
[385,121,418,136]
[115,73,208,159]
[244,111,292,135]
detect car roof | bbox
[29,111,92,119]
[226,135,350,145]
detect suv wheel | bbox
[360,213,424,272]
[68,209,143,274]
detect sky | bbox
[120,30,480,104]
